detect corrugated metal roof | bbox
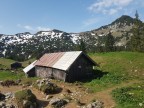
[23,60,37,73]
[35,52,65,67]
[52,51,82,70]
[35,51,82,71]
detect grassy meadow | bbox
[0,52,144,108]
[84,52,144,91]
[0,57,36,81]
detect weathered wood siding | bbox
[66,54,94,82]
[52,69,66,81]
[35,66,66,81]
[35,66,52,78]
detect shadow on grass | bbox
[77,70,108,83]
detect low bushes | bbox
[112,83,144,108]
[0,80,18,87]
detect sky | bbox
[0,0,144,34]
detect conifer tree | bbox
[105,32,115,52]
[130,10,144,52]
[78,39,87,53]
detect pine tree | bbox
[105,32,115,52]
[78,39,87,53]
[130,10,144,52]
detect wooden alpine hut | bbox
[24,51,97,82]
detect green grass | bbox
[112,82,144,108]
[84,52,144,92]
[21,77,39,86]
[22,58,36,67]
[0,58,15,69]
[89,52,144,76]
[0,58,37,83]
[0,71,25,80]
[0,52,144,91]
[0,57,36,69]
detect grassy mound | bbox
[15,89,37,108]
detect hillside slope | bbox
[79,15,137,48]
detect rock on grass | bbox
[15,89,37,108]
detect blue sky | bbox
[0,0,144,34]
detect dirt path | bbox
[0,80,141,108]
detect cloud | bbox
[24,25,34,31]
[83,18,99,27]
[36,26,51,31]
[17,24,51,31]
[88,0,133,15]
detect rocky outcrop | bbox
[35,78,62,94]
[84,100,104,108]
[49,98,68,108]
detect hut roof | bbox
[34,51,97,71]
[23,60,37,73]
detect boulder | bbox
[35,79,62,94]
[5,92,14,100]
[0,101,5,107]
[6,103,15,108]
[49,98,68,108]
[45,95,53,100]
[86,100,104,108]
[0,92,5,100]
[0,81,3,85]
[0,102,15,108]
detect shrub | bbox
[15,89,37,108]
[1,80,18,87]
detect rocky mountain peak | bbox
[111,15,135,26]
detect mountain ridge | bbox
[0,15,142,61]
